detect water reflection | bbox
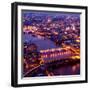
[51,63,80,75]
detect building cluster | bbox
[23,13,80,77]
[23,13,80,48]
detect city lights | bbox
[23,11,80,77]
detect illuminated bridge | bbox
[40,46,80,64]
[24,45,80,77]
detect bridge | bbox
[23,45,80,77]
[39,45,80,64]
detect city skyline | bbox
[22,10,80,77]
